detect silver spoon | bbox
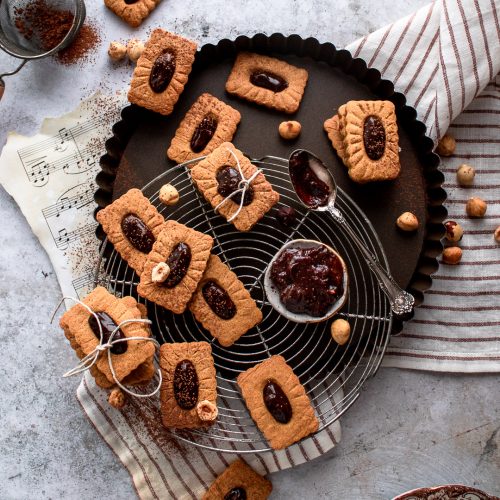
[288,149,415,317]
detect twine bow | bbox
[214,147,262,222]
[51,297,162,398]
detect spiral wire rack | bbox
[95,154,393,453]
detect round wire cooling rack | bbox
[95,153,393,453]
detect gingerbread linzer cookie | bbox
[59,287,156,387]
[104,0,160,27]
[190,142,280,232]
[128,29,197,116]
[189,254,263,347]
[237,355,319,450]
[225,52,308,114]
[137,220,213,314]
[160,341,217,429]
[96,188,164,276]
[203,459,272,500]
[324,100,400,183]
[167,93,242,164]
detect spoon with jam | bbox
[288,149,415,318]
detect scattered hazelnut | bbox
[108,388,127,409]
[196,400,218,422]
[456,164,475,186]
[436,133,456,157]
[466,197,487,218]
[127,39,145,63]
[159,183,179,206]
[494,226,500,243]
[108,41,127,61]
[152,262,171,283]
[330,319,351,346]
[278,120,301,140]
[442,246,462,265]
[396,211,419,232]
[444,220,463,243]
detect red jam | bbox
[270,245,344,317]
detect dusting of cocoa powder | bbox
[57,23,101,66]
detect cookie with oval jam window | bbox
[96,188,165,276]
[190,142,280,232]
[104,0,160,27]
[160,341,217,429]
[137,220,213,314]
[128,29,197,116]
[225,52,308,114]
[167,93,241,164]
[237,355,319,450]
[188,254,263,347]
[203,459,272,500]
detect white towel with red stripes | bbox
[76,1,500,498]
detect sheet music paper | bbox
[0,93,124,299]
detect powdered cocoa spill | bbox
[57,23,101,66]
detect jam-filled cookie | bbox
[225,52,308,114]
[203,459,272,500]
[189,254,263,346]
[104,0,160,27]
[237,355,319,450]
[137,220,213,314]
[128,29,197,116]
[60,287,156,388]
[96,188,164,276]
[190,142,280,232]
[167,93,241,164]
[160,342,217,429]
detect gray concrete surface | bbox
[1,0,499,498]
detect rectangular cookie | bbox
[237,355,319,450]
[160,341,217,429]
[225,52,308,114]
[59,287,156,386]
[188,254,263,346]
[167,93,241,164]
[203,459,272,500]
[137,220,213,314]
[96,188,165,276]
[128,29,197,116]
[190,142,280,232]
[104,0,160,27]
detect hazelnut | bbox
[278,120,301,140]
[127,39,145,63]
[196,400,218,422]
[152,262,170,283]
[159,183,179,206]
[494,226,500,243]
[108,388,127,409]
[396,212,419,232]
[466,197,487,218]
[444,220,463,243]
[456,164,475,186]
[108,41,127,61]
[330,319,351,346]
[442,246,462,265]
[436,133,456,157]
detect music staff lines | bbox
[53,223,95,250]
[42,186,95,219]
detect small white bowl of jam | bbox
[264,239,349,324]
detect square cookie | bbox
[137,220,213,314]
[203,459,272,500]
[128,29,197,116]
[160,341,217,429]
[104,0,160,27]
[237,355,319,449]
[225,52,308,114]
[59,286,156,386]
[190,142,280,232]
[189,254,263,347]
[167,93,241,164]
[96,188,165,276]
